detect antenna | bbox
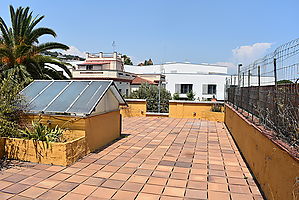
[112,41,116,52]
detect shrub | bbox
[173,93,180,100]
[129,83,172,113]
[0,76,25,138]
[211,103,223,112]
[186,91,196,101]
[21,121,64,145]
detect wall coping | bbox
[169,100,224,104]
[146,112,169,116]
[125,99,146,102]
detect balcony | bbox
[72,70,135,80]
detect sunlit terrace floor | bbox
[0,117,263,200]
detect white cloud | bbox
[232,43,272,65]
[214,42,272,74]
[62,46,85,58]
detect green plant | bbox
[129,83,171,113]
[21,121,64,145]
[0,5,71,81]
[0,76,25,138]
[211,103,222,112]
[186,91,195,101]
[173,93,180,100]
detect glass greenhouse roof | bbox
[21,80,125,116]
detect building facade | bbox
[125,62,228,100]
[72,52,135,97]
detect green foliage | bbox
[0,5,71,81]
[21,121,64,145]
[138,58,153,66]
[0,76,25,137]
[211,103,223,112]
[121,55,133,65]
[277,80,293,84]
[173,93,180,100]
[186,91,196,101]
[43,51,85,61]
[129,83,171,113]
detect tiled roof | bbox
[131,76,158,85]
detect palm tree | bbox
[0,5,72,82]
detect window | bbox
[126,89,129,97]
[119,89,122,93]
[202,84,216,95]
[86,65,93,70]
[180,84,193,94]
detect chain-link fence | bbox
[226,38,299,150]
[146,99,169,113]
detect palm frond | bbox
[27,28,56,44]
[36,42,69,52]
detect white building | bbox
[125,62,228,100]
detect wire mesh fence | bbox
[146,99,169,113]
[226,38,299,150]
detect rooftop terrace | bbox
[0,117,263,200]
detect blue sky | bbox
[0,0,298,73]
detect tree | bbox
[147,58,153,65]
[129,83,171,113]
[138,58,154,66]
[121,55,133,65]
[0,5,71,82]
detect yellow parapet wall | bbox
[9,110,122,165]
[169,101,224,122]
[225,105,299,200]
[0,138,4,159]
[85,110,121,152]
[23,114,86,130]
[120,99,146,117]
[4,136,87,166]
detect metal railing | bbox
[226,38,299,150]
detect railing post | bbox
[273,58,278,129]
[274,58,277,87]
[241,72,245,112]
[257,65,261,124]
[238,64,242,87]
[248,70,251,87]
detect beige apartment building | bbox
[72,52,136,97]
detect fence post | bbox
[248,70,251,87]
[237,64,241,86]
[258,65,261,124]
[241,72,245,112]
[273,58,278,128]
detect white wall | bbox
[125,62,227,74]
[166,74,226,100]
[94,89,119,114]
[124,63,228,100]
[114,81,131,97]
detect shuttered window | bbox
[175,84,181,93]
[202,84,217,94]
[180,84,193,94]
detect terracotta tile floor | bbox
[0,117,264,200]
